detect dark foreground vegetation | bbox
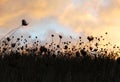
[0,54,120,82]
[0,32,120,82]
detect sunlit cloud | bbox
[0,0,120,45]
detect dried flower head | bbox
[105,32,108,35]
[64,45,68,50]
[11,43,16,48]
[29,36,31,38]
[87,36,94,42]
[6,37,11,42]
[59,35,62,39]
[51,34,54,37]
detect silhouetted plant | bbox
[64,45,68,50]
[6,37,11,42]
[12,36,14,38]
[79,36,81,39]
[87,36,94,42]
[105,32,108,35]
[57,45,60,48]
[21,46,24,50]
[40,46,47,54]
[21,35,23,38]
[58,35,62,46]
[0,32,119,82]
[29,36,31,38]
[17,38,20,41]
[11,43,16,48]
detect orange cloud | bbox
[0,0,70,27]
[0,0,120,45]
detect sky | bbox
[0,0,120,45]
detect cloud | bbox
[0,0,70,27]
[58,0,120,37]
[0,0,120,45]
[1,0,119,30]
[58,0,104,32]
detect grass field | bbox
[0,34,120,82]
[0,53,120,82]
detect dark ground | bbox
[0,53,120,82]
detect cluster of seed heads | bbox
[0,32,119,59]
